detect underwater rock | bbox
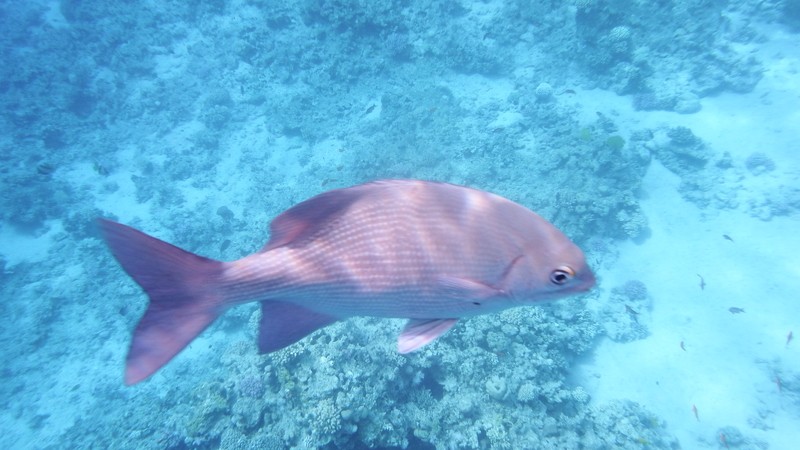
[216,205,235,221]
[584,400,679,449]
[42,128,67,149]
[385,32,411,60]
[649,126,710,176]
[534,82,554,101]
[517,382,538,403]
[632,91,675,112]
[236,374,265,399]
[694,49,763,95]
[673,93,702,114]
[666,126,700,147]
[616,280,648,302]
[606,26,632,55]
[485,375,508,401]
[201,104,232,130]
[744,152,776,175]
[616,207,650,241]
[784,0,800,30]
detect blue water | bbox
[2,1,799,449]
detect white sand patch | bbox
[576,30,800,448]
[578,159,799,447]
[0,220,64,266]
[152,29,201,80]
[444,74,515,109]
[93,142,161,223]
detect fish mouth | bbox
[575,270,596,292]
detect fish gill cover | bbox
[0,0,798,449]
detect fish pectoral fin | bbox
[258,301,338,353]
[435,276,504,299]
[398,318,458,353]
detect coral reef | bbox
[534,82,554,101]
[570,0,763,107]
[1,0,788,448]
[744,152,776,175]
[643,125,719,205]
[2,228,680,450]
[785,0,800,30]
[599,280,652,342]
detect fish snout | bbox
[575,270,596,292]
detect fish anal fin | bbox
[398,318,458,353]
[259,301,338,353]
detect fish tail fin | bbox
[98,219,225,385]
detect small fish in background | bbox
[98,180,595,385]
[775,375,782,393]
[37,162,55,176]
[720,433,729,449]
[728,307,745,314]
[787,331,794,347]
[697,274,705,290]
[624,304,639,323]
[692,404,699,421]
[680,341,686,351]
[93,162,110,176]
[624,304,639,316]
[722,234,734,242]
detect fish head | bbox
[502,239,595,303]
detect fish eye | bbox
[550,266,575,285]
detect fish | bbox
[697,274,705,290]
[624,304,639,323]
[720,433,729,449]
[93,162,110,176]
[680,341,686,351]
[98,179,595,385]
[37,163,55,176]
[624,304,639,316]
[722,234,734,242]
[728,307,745,314]
[787,331,794,347]
[692,404,699,421]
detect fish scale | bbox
[99,179,594,385]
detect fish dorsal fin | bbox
[258,301,338,353]
[398,318,458,353]
[261,186,367,252]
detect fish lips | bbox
[573,270,596,293]
[576,270,597,292]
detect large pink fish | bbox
[99,179,594,385]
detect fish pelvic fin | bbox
[98,219,225,386]
[398,318,458,353]
[258,301,338,353]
